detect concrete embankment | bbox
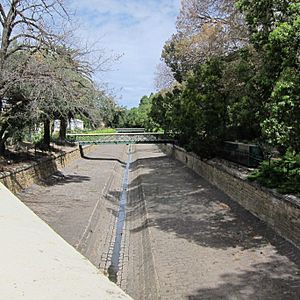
[18,145,128,276]
[0,182,132,299]
[7,143,300,299]
[159,144,300,250]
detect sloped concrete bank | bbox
[121,145,160,299]
[16,145,129,280]
[0,145,94,193]
[160,144,300,250]
[76,145,128,274]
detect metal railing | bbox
[219,142,264,167]
[116,128,145,133]
[66,133,175,145]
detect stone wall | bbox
[160,144,300,249]
[0,145,94,194]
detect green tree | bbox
[238,0,300,151]
[151,58,230,157]
[124,95,158,131]
[222,47,265,141]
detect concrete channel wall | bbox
[0,145,94,193]
[0,182,132,300]
[160,144,300,250]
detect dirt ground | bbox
[0,143,76,173]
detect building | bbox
[68,119,84,131]
[53,119,84,132]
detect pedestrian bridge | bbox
[66,132,175,145]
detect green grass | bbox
[84,128,116,134]
[68,128,116,134]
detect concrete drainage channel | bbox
[105,144,159,299]
[108,144,133,283]
[10,143,300,299]
[13,143,158,299]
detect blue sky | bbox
[68,0,180,108]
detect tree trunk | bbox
[0,122,9,156]
[59,117,67,142]
[43,119,51,149]
[0,140,6,156]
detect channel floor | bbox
[18,144,300,300]
[123,144,300,300]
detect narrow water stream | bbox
[108,144,132,283]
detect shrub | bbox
[248,150,300,196]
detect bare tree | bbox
[177,0,247,46]
[0,0,69,153]
[154,61,176,91]
[162,0,248,81]
[0,1,122,154]
[0,0,68,84]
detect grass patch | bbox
[68,128,116,134]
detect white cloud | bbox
[66,0,180,107]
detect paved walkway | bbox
[0,183,132,300]
[18,144,127,273]
[124,144,300,300]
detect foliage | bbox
[0,1,64,153]
[151,58,231,157]
[180,59,228,155]
[124,95,159,131]
[153,0,300,153]
[151,87,182,135]
[222,47,265,141]
[262,67,300,151]
[0,47,103,149]
[237,0,300,152]
[248,151,300,196]
[93,93,125,128]
[149,0,300,197]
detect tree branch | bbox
[5,44,40,59]
[9,33,42,44]
[0,3,7,22]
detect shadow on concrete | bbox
[39,171,91,186]
[81,155,126,166]
[103,190,121,218]
[128,155,268,251]
[124,151,300,297]
[79,144,126,165]
[127,152,300,257]
[186,260,300,299]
